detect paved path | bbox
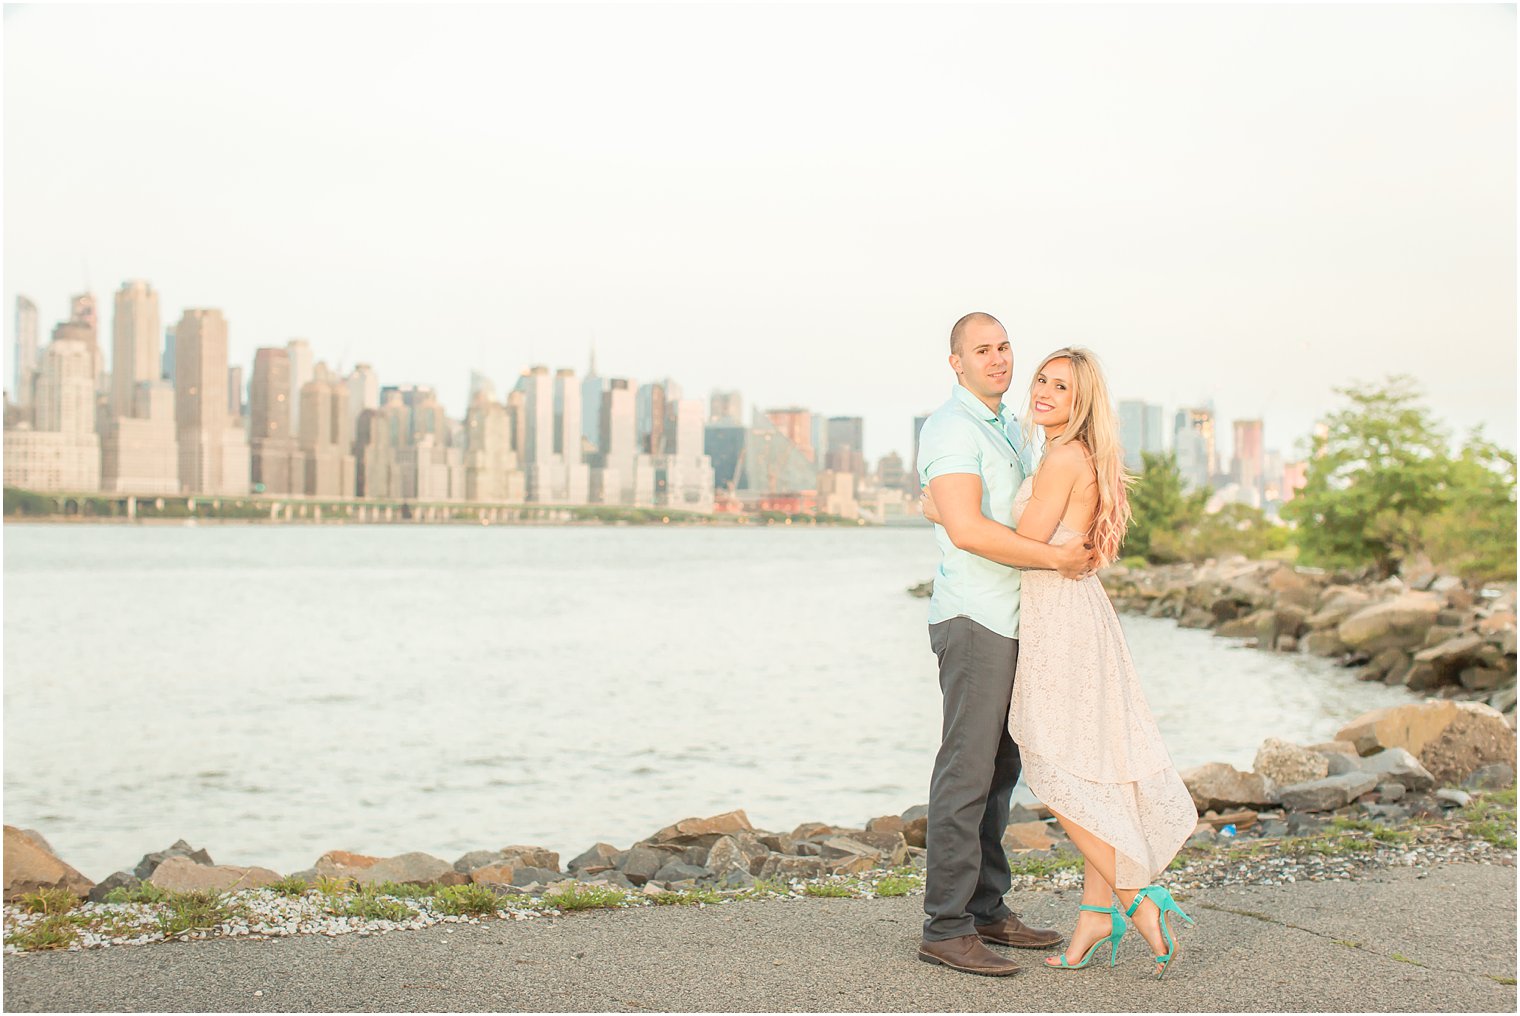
[4,863,1515,1012]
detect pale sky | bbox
[4,2,1515,463]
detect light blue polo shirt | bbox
[916,383,1034,640]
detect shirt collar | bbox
[951,383,1006,424]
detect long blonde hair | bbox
[1022,347,1134,566]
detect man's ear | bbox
[948,353,961,376]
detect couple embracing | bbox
[914,312,1197,979]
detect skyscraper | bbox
[765,408,813,461]
[249,347,301,494]
[1174,406,1217,489]
[709,390,743,424]
[298,368,355,497]
[174,309,249,495]
[286,338,314,439]
[580,351,604,455]
[825,416,865,477]
[4,331,101,492]
[1118,399,1165,472]
[13,296,38,406]
[162,325,176,383]
[101,380,179,494]
[110,281,161,419]
[1231,418,1265,506]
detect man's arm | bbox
[928,473,1094,578]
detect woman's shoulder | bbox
[1035,440,1097,490]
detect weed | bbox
[339,892,416,923]
[364,881,442,899]
[17,888,80,915]
[4,913,80,951]
[312,875,354,898]
[268,876,311,898]
[155,890,242,940]
[872,874,922,898]
[103,883,170,906]
[435,883,509,916]
[1008,853,1083,877]
[1488,975,1517,985]
[801,883,853,898]
[543,884,631,911]
[649,887,724,906]
[1390,952,1420,966]
[1333,939,1361,948]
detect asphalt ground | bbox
[3,862,1515,1013]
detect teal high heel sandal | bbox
[1045,905,1125,970]
[1125,885,1195,980]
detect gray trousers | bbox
[922,616,1021,941]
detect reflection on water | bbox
[3,524,1411,879]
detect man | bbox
[914,312,1094,977]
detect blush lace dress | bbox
[1008,476,1197,888]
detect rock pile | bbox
[1100,557,1518,723]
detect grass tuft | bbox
[268,876,311,898]
[544,884,631,911]
[155,890,243,940]
[649,887,723,906]
[434,883,509,916]
[4,913,81,951]
[872,874,923,898]
[801,882,853,898]
[338,892,416,923]
[17,888,80,915]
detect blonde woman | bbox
[923,347,1198,979]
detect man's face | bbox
[950,321,1012,403]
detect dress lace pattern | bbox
[1008,477,1196,888]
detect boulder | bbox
[567,843,621,872]
[469,864,519,886]
[902,817,928,849]
[1253,738,1329,787]
[87,871,142,904]
[509,865,565,887]
[731,832,773,871]
[312,850,380,879]
[1217,611,1267,639]
[1338,593,1441,653]
[1305,739,1359,760]
[499,846,560,871]
[756,832,797,855]
[1462,763,1516,790]
[900,804,929,823]
[1489,684,1518,715]
[453,850,507,874]
[864,815,905,835]
[3,826,94,901]
[756,855,827,881]
[1412,634,1488,682]
[1304,630,1349,657]
[1180,762,1280,812]
[790,822,834,841]
[1338,700,1517,784]
[621,844,683,885]
[1278,772,1379,813]
[815,836,882,862]
[133,839,214,881]
[147,856,283,893]
[1308,587,1372,626]
[1376,782,1406,802]
[351,852,455,887]
[650,811,753,845]
[829,855,881,876]
[653,861,713,884]
[585,870,637,890]
[702,836,750,877]
[1275,605,1310,639]
[1460,667,1507,692]
[1326,747,1435,790]
[1002,822,1058,853]
[1363,649,1411,683]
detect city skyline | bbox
[4,4,1512,465]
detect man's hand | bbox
[1054,537,1097,581]
[919,487,942,524]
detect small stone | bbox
[1434,789,1473,808]
[1462,762,1516,790]
[1278,772,1378,813]
[1375,782,1406,802]
[132,839,214,881]
[567,843,620,872]
[1253,738,1329,787]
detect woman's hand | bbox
[919,487,943,524]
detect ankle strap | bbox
[1078,904,1116,914]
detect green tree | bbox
[1420,432,1517,582]
[1282,376,1515,579]
[1124,452,1206,563]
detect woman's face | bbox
[1030,357,1075,429]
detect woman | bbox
[923,347,1197,978]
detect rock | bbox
[1253,738,1329,787]
[790,822,834,841]
[1327,747,1436,790]
[4,826,95,901]
[1461,667,1507,692]
[147,856,283,893]
[567,843,621,872]
[1376,782,1406,802]
[1434,789,1473,808]
[813,836,881,862]
[499,846,560,871]
[1418,703,1519,786]
[620,844,683,885]
[453,850,507,874]
[1359,802,1410,823]
[1402,661,1443,691]
[1180,762,1280,812]
[652,812,754,846]
[731,832,772,871]
[652,861,713,883]
[851,831,909,867]
[702,836,750,877]
[1179,607,1214,629]
[902,817,928,849]
[1479,612,1517,635]
[1257,819,1289,838]
[1307,588,1372,629]
[1185,827,1216,847]
[1274,605,1310,639]
[1339,700,1488,756]
[1305,740,1359,759]
[509,865,565,887]
[312,850,380,880]
[133,839,214,881]
[829,855,880,876]
[584,870,636,891]
[13,829,54,855]
[1286,812,1328,836]
[1489,685,1518,714]
[864,815,905,835]
[721,869,758,890]
[1217,611,1267,639]
[87,871,141,903]
[1463,763,1516,790]
[756,855,827,881]
[1422,625,1465,649]
[1412,634,1488,680]
[756,833,797,855]
[1364,648,1411,683]
[1002,821,1058,853]
[900,804,929,823]
[1278,772,1379,812]
[1304,630,1349,657]
[1338,593,1442,653]
[469,864,519,886]
[351,852,455,887]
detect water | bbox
[3,523,1412,880]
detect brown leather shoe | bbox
[917,934,1022,976]
[975,913,1065,949]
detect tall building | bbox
[637,379,681,455]
[227,366,245,418]
[13,296,38,407]
[704,423,747,494]
[101,381,179,494]
[1231,418,1265,505]
[3,333,101,491]
[709,390,743,424]
[174,309,249,495]
[249,347,301,494]
[653,398,714,511]
[298,368,356,497]
[464,391,526,503]
[1118,399,1165,472]
[110,281,161,418]
[65,292,104,393]
[1174,405,1217,490]
[286,338,314,439]
[580,350,604,455]
[161,325,176,383]
[594,379,652,505]
[825,416,865,478]
[346,363,380,432]
[765,408,813,462]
